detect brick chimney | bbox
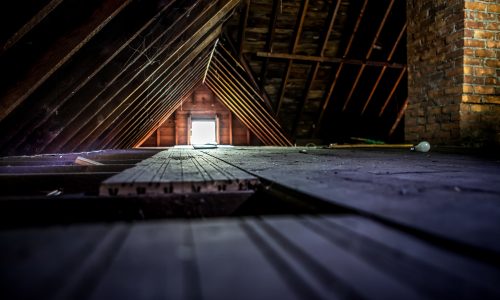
[406,0,499,148]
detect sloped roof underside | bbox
[0,0,239,155]
[0,0,407,155]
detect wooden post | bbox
[229,111,233,145]
[246,128,251,145]
[174,114,178,145]
[216,113,220,144]
[188,114,192,145]
[156,128,161,147]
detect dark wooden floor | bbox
[1,147,500,299]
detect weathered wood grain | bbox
[2,216,499,299]
[100,149,259,196]
[202,147,500,256]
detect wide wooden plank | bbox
[88,222,185,300]
[100,149,259,196]
[1,216,500,299]
[202,147,500,255]
[261,217,421,300]
[191,219,301,300]
[316,216,500,296]
[0,224,114,300]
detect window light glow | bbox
[191,119,216,145]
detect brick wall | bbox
[406,0,464,144]
[406,0,500,147]
[461,0,500,147]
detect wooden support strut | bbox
[206,68,289,146]
[1,0,64,52]
[275,0,309,117]
[207,55,292,146]
[116,54,209,149]
[0,0,132,123]
[259,0,280,90]
[342,0,396,112]
[255,52,406,69]
[378,67,407,117]
[361,22,407,115]
[1,0,178,153]
[102,37,217,150]
[237,0,251,57]
[291,0,343,137]
[314,0,369,136]
[39,0,219,154]
[67,5,227,152]
[388,97,409,137]
[123,59,209,149]
[207,73,279,146]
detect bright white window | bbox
[191,119,216,144]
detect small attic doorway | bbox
[190,117,218,145]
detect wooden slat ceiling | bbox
[0,0,407,155]
[227,0,407,142]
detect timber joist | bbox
[100,149,259,197]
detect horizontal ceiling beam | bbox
[256,52,406,68]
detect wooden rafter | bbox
[291,0,342,137]
[361,22,407,115]
[275,0,309,117]
[75,0,237,151]
[0,0,132,123]
[122,60,209,149]
[315,0,369,136]
[237,0,251,57]
[1,0,64,53]
[217,46,270,107]
[104,34,218,149]
[378,66,407,117]
[40,0,226,154]
[259,0,280,90]
[388,97,409,137]
[2,1,177,152]
[218,42,274,110]
[133,92,194,148]
[255,52,405,68]
[342,0,395,112]
[205,47,292,146]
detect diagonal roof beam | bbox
[2,0,177,152]
[259,0,280,91]
[66,1,238,152]
[342,0,395,111]
[378,66,407,117]
[255,52,406,68]
[237,0,251,57]
[361,22,407,115]
[1,0,64,53]
[388,97,409,137]
[314,0,369,136]
[291,0,342,137]
[0,0,132,123]
[40,0,223,154]
[101,33,218,150]
[121,55,210,149]
[274,0,309,117]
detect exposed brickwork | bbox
[461,0,500,147]
[406,0,500,147]
[406,0,464,144]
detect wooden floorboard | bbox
[202,147,500,256]
[100,149,259,196]
[1,216,499,300]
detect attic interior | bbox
[1,0,500,299]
